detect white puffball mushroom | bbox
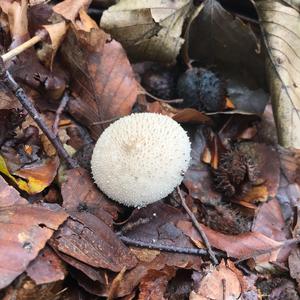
[91,113,191,207]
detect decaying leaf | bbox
[0,203,68,289]
[50,212,137,272]
[62,11,138,139]
[254,0,300,148]
[178,220,283,260]
[100,0,195,64]
[190,260,242,300]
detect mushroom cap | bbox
[91,113,191,207]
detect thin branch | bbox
[53,92,70,135]
[0,58,78,169]
[118,234,225,257]
[1,31,47,62]
[177,187,219,265]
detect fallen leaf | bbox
[101,0,195,64]
[289,248,300,289]
[53,0,92,23]
[61,10,138,139]
[26,245,67,285]
[138,267,176,300]
[178,220,283,260]
[0,203,68,289]
[0,155,60,194]
[50,212,137,272]
[190,260,242,300]
[254,0,300,148]
[0,174,27,207]
[141,100,212,124]
[61,167,121,226]
[183,126,222,204]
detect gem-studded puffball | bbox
[91,113,191,207]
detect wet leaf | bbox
[254,0,300,148]
[0,203,68,289]
[178,220,283,260]
[101,0,195,64]
[62,11,138,139]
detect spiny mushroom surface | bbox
[91,113,191,207]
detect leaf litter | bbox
[0,0,299,299]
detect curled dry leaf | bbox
[0,202,68,289]
[0,155,60,194]
[62,11,138,139]
[100,0,196,64]
[142,100,212,125]
[177,220,283,260]
[254,0,300,148]
[53,0,92,23]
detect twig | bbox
[1,31,47,62]
[118,234,224,257]
[53,92,70,135]
[177,187,218,265]
[0,58,78,169]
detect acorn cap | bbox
[91,113,191,207]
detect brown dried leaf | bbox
[62,10,138,139]
[50,212,137,272]
[53,0,92,23]
[143,100,212,125]
[178,220,283,260]
[190,260,242,300]
[0,203,68,289]
[61,167,121,226]
[26,246,67,285]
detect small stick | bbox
[222,278,226,300]
[0,58,78,169]
[118,234,225,257]
[53,92,70,135]
[1,31,47,63]
[92,116,121,125]
[177,187,219,265]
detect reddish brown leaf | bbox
[177,220,283,260]
[0,204,68,289]
[26,245,67,285]
[0,175,27,207]
[61,167,121,226]
[61,11,138,139]
[50,212,137,272]
[138,267,176,300]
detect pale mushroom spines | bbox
[91,113,191,207]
